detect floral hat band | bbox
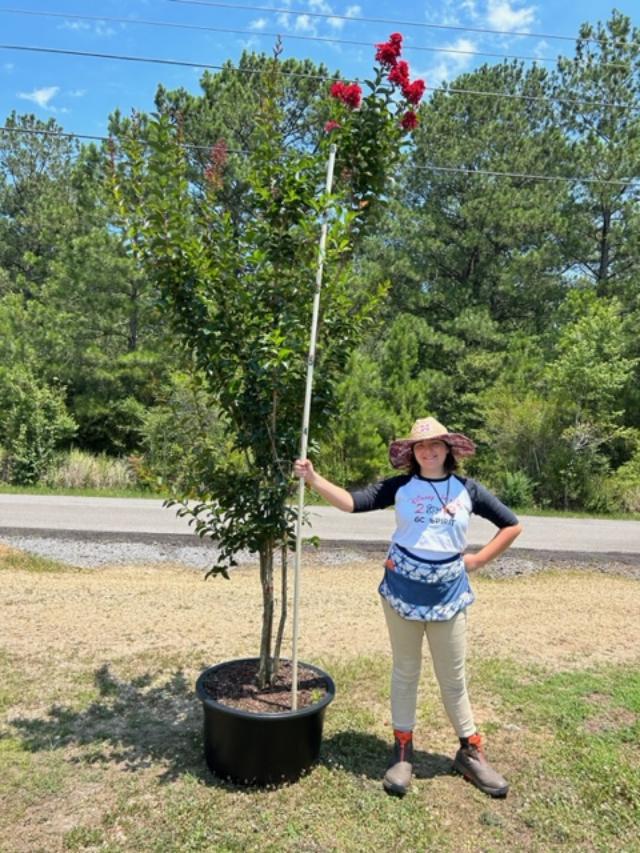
[388,417,476,469]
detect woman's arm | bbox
[293,459,354,513]
[464,523,523,571]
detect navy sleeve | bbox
[349,475,411,513]
[460,477,519,528]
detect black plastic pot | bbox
[195,658,336,786]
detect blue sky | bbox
[1,1,637,137]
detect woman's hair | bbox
[407,446,458,477]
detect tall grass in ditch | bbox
[43,449,138,491]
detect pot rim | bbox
[195,657,336,721]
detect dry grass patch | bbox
[3,558,639,673]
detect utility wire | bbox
[1,43,637,111]
[1,125,637,188]
[1,41,324,75]
[168,0,636,51]
[0,6,630,71]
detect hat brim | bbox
[389,434,476,469]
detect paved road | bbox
[1,494,639,557]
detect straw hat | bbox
[389,416,476,469]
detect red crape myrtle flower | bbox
[388,60,410,87]
[400,110,419,130]
[402,79,426,106]
[375,32,403,67]
[324,120,341,133]
[330,80,363,109]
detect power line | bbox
[1,125,637,188]
[0,6,630,71]
[1,43,637,111]
[1,42,247,74]
[0,124,214,152]
[168,0,634,51]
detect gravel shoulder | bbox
[1,533,638,579]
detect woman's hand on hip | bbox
[463,553,484,572]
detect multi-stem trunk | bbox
[272,543,288,676]
[257,539,275,689]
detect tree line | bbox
[1,11,639,512]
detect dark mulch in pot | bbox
[201,659,328,714]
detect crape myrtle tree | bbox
[111,36,424,687]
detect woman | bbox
[294,416,522,798]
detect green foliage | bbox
[317,351,392,486]
[0,112,168,460]
[610,447,640,512]
[0,113,80,297]
[385,60,570,332]
[493,470,536,509]
[0,365,76,485]
[69,348,165,454]
[554,11,640,301]
[546,292,637,420]
[111,51,407,683]
[2,10,640,519]
[140,369,228,494]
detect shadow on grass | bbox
[8,664,453,791]
[322,731,453,781]
[8,663,212,784]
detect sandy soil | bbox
[3,552,639,673]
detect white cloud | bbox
[60,20,91,31]
[69,89,87,98]
[276,12,291,28]
[18,86,60,109]
[533,39,550,58]
[424,38,477,88]
[94,23,117,37]
[486,0,536,33]
[327,4,361,30]
[295,14,316,33]
[59,19,115,37]
[249,18,268,30]
[424,0,462,27]
[460,0,480,19]
[3,62,15,72]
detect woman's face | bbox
[413,439,449,475]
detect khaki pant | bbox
[381,597,476,737]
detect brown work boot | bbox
[453,733,509,798]
[383,730,414,797]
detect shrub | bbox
[494,470,536,509]
[611,450,640,513]
[0,367,76,485]
[43,449,138,490]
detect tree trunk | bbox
[128,282,139,352]
[257,540,275,688]
[272,543,288,679]
[596,205,611,296]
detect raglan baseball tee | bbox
[349,474,518,621]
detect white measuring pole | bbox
[291,143,337,710]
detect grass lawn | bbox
[1,546,639,852]
[0,485,162,499]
